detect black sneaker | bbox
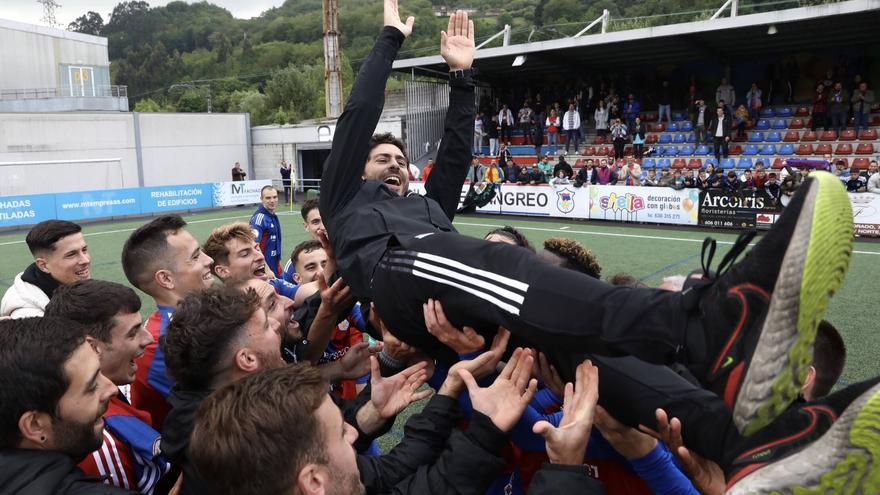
[726,379,880,494]
[694,171,853,436]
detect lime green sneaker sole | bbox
[727,381,880,494]
[734,171,854,436]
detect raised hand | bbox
[439,327,510,398]
[384,0,415,38]
[534,351,565,400]
[424,299,484,354]
[369,357,432,419]
[532,360,599,466]
[337,341,382,380]
[317,274,353,316]
[440,10,475,71]
[459,347,537,432]
[593,406,656,460]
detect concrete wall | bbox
[0,18,109,91]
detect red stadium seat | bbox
[596,146,610,156]
[815,143,833,155]
[835,143,853,154]
[687,158,703,169]
[653,123,666,132]
[836,157,849,168]
[646,134,659,144]
[583,146,596,156]
[593,136,606,145]
[839,129,857,141]
[860,129,878,140]
[771,158,786,169]
[801,131,818,142]
[744,120,755,130]
[795,107,810,117]
[789,118,805,129]
[795,144,814,155]
[783,131,800,142]
[872,115,880,125]
[855,143,875,155]
[819,130,838,141]
[729,145,743,156]
[852,158,871,170]
[672,158,687,169]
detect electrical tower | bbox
[323,0,343,118]
[37,0,62,27]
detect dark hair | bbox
[45,280,141,343]
[368,133,408,163]
[203,223,254,271]
[543,238,601,279]
[607,272,648,288]
[485,226,535,253]
[0,317,87,448]
[25,220,82,256]
[122,215,187,292]
[290,239,324,266]
[189,365,328,495]
[811,320,846,399]
[300,198,321,221]
[161,286,261,390]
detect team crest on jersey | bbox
[556,188,575,213]
[338,320,350,332]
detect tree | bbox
[209,32,232,63]
[68,11,104,35]
[265,64,323,123]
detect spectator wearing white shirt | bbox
[563,103,582,154]
[498,104,514,145]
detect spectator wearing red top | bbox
[421,159,434,182]
[545,109,560,155]
[812,83,828,131]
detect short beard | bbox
[52,415,103,461]
[327,468,365,495]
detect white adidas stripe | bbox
[411,268,522,315]
[416,252,530,293]
[412,258,525,305]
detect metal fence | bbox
[0,85,128,100]
[404,80,450,164]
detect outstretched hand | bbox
[384,0,415,38]
[533,359,599,466]
[439,327,510,398]
[369,357,432,419]
[424,299,484,355]
[459,347,537,432]
[440,10,475,71]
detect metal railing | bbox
[0,85,128,101]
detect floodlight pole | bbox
[323,0,343,118]
[573,9,609,38]
[476,24,511,49]
[711,0,739,19]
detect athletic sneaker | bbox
[694,171,853,436]
[725,379,880,494]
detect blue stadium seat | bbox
[659,134,672,144]
[665,146,679,156]
[668,122,680,132]
[673,134,686,144]
[749,132,765,143]
[680,121,693,132]
[760,144,777,156]
[772,119,788,130]
[653,146,666,156]
[672,112,687,121]
[642,158,657,169]
[721,158,736,169]
[779,143,796,155]
[775,107,793,117]
[703,157,718,169]
[657,158,672,169]
[766,132,782,143]
[695,144,711,155]
[754,120,771,131]
[687,134,696,143]
[738,157,754,169]
[759,108,775,118]
[743,144,760,155]
[679,145,694,156]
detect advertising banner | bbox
[849,192,880,237]
[141,183,213,214]
[477,183,591,219]
[212,180,273,207]
[55,188,141,221]
[0,194,57,228]
[697,190,782,229]
[588,186,699,225]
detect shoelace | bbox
[700,230,758,280]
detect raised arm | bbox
[320,0,414,220]
[424,11,477,221]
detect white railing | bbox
[0,85,128,100]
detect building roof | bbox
[0,17,107,46]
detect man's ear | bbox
[800,365,816,400]
[154,269,174,291]
[213,264,230,280]
[293,272,302,285]
[18,410,53,448]
[234,348,260,374]
[85,336,105,358]
[297,463,328,495]
[34,256,50,274]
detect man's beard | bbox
[52,414,103,461]
[327,468,365,495]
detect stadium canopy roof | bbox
[391,0,880,83]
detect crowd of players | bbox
[1,2,878,494]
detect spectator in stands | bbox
[723,171,741,192]
[553,155,573,179]
[280,160,292,204]
[421,159,434,181]
[820,69,834,92]
[697,170,710,190]
[734,104,749,139]
[670,170,686,190]
[533,106,546,157]
[833,160,849,179]
[851,81,875,136]
[715,78,735,116]
[473,111,485,155]
[765,173,782,204]
[536,156,553,181]
[642,168,659,187]
[563,103,582,153]
[498,143,513,182]
[0,317,123,495]
[812,83,828,131]
[780,169,804,199]
[45,280,169,493]
[741,169,755,190]
[1,220,90,319]
[845,172,867,192]
[545,109,560,155]
[594,100,610,138]
[621,157,642,186]
[623,94,640,131]
[859,159,878,181]
[683,169,699,188]
[631,116,646,159]
[705,163,716,177]
[574,159,595,187]
[594,158,617,185]
[485,160,505,184]
[498,104,514,145]
[707,168,725,189]
[657,80,672,126]
[657,168,673,187]
[754,168,768,191]
[867,160,880,194]
[610,118,628,161]
[231,161,246,181]
[121,215,215,431]
[487,116,500,156]
[519,103,534,146]
[708,106,731,162]
[550,170,572,186]
[828,82,849,137]
[692,99,709,145]
[519,165,545,185]
[745,83,762,123]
